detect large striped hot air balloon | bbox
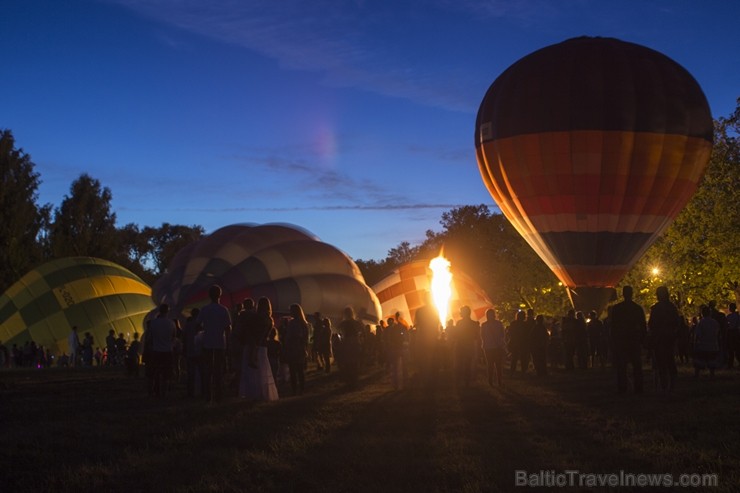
[0,257,154,354]
[152,223,381,323]
[372,260,494,325]
[475,37,713,313]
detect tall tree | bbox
[623,99,740,314]
[0,130,49,292]
[141,223,204,276]
[116,222,154,283]
[49,173,118,259]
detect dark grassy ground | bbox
[1,362,738,492]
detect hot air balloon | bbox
[372,260,494,325]
[152,223,381,323]
[475,37,713,313]
[0,257,155,354]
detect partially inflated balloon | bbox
[152,223,381,323]
[0,257,154,353]
[475,37,713,312]
[372,260,493,324]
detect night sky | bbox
[3,0,738,260]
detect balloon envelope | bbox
[152,223,381,323]
[0,257,154,354]
[475,37,713,311]
[372,260,494,325]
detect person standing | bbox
[693,304,721,377]
[574,312,589,370]
[232,299,255,390]
[338,306,364,388]
[384,317,406,390]
[182,308,201,397]
[561,310,577,370]
[725,303,740,369]
[105,330,116,366]
[412,296,440,386]
[145,304,176,397]
[647,286,681,393]
[587,311,607,370]
[126,332,142,376]
[453,306,479,387]
[284,304,309,395]
[529,315,549,377]
[314,317,332,374]
[508,310,529,374]
[197,285,232,403]
[480,308,506,387]
[610,286,647,394]
[67,326,80,368]
[240,297,278,401]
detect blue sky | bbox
[3,0,738,261]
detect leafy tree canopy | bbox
[0,130,50,293]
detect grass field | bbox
[1,361,737,492]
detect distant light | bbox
[651,267,660,276]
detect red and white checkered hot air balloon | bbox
[475,37,713,313]
[372,260,493,326]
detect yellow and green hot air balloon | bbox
[0,257,155,355]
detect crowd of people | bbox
[371,284,739,395]
[138,285,379,402]
[0,327,141,371]
[3,283,738,401]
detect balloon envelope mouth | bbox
[567,287,617,316]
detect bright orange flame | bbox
[429,254,452,327]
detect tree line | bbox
[1,99,737,316]
[0,129,203,288]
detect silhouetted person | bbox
[647,286,681,393]
[240,297,278,401]
[145,304,176,397]
[508,310,529,374]
[561,310,577,370]
[126,332,141,376]
[453,306,479,387]
[237,298,260,370]
[610,286,647,394]
[524,308,537,367]
[587,311,607,370]
[314,317,332,373]
[530,314,549,377]
[197,285,232,403]
[285,303,309,395]
[707,300,728,367]
[726,303,740,368]
[266,327,281,382]
[693,304,720,377]
[68,326,80,367]
[676,316,692,365]
[229,300,251,388]
[338,306,364,388]
[106,329,116,366]
[413,294,439,386]
[182,308,201,397]
[385,317,406,390]
[480,308,506,387]
[573,312,589,370]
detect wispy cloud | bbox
[224,146,416,207]
[101,0,549,112]
[119,203,465,212]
